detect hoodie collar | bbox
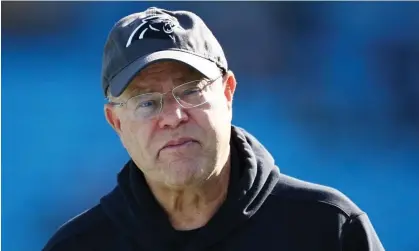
[101,125,280,251]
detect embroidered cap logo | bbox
[126,15,182,48]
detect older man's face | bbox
[105,61,236,187]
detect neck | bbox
[145,158,231,231]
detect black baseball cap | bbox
[101,7,228,97]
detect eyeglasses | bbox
[108,75,223,120]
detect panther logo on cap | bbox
[126,15,182,48]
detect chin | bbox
[161,158,208,187]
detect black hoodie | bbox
[43,126,384,251]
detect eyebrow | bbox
[125,68,205,97]
[125,87,153,98]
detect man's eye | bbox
[138,100,156,108]
[183,88,201,95]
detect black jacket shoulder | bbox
[42,204,114,251]
[266,173,384,251]
[270,173,363,218]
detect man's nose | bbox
[157,94,189,129]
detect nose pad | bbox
[157,92,188,128]
[160,92,183,115]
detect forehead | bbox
[120,61,202,98]
[130,61,200,86]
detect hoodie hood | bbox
[100,125,280,251]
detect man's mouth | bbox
[161,138,198,151]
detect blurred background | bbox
[2,2,419,251]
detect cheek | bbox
[205,96,232,127]
[192,100,231,144]
[121,124,139,146]
[119,118,151,159]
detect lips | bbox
[161,137,198,151]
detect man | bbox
[43,7,384,251]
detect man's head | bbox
[102,7,237,188]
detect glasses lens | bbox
[127,93,162,119]
[174,79,212,108]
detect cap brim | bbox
[109,50,221,97]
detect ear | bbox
[104,104,122,136]
[223,70,237,110]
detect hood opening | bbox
[100,125,280,251]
